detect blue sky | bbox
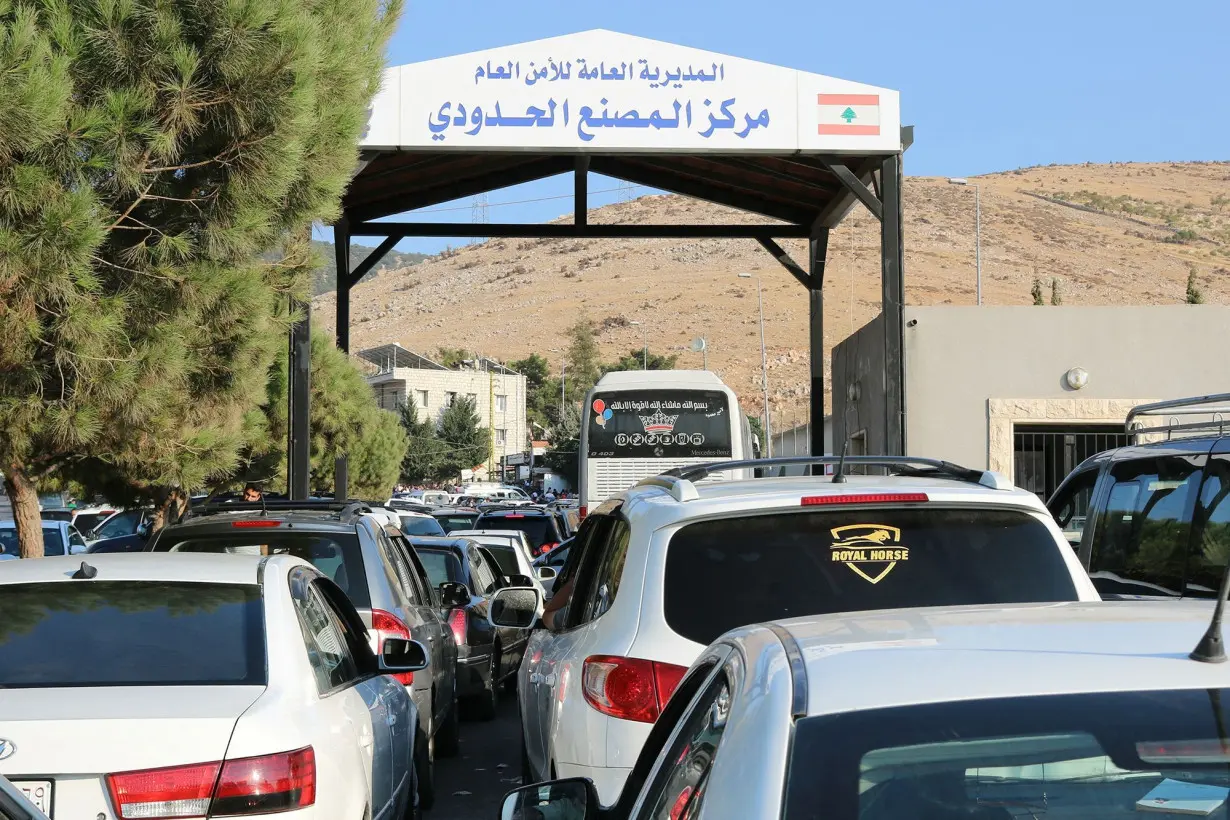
[344,0,1229,254]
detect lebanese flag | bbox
[817,94,880,136]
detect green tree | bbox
[565,319,601,404]
[1031,278,1045,306]
[544,402,582,487]
[602,348,679,375]
[509,352,556,429]
[434,396,489,483]
[1050,277,1063,306]
[398,395,438,485]
[435,347,469,368]
[0,0,401,555]
[1187,265,1205,304]
[237,331,407,500]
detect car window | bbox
[401,515,446,536]
[470,548,499,595]
[41,528,65,556]
[402,545,440,607]
[0,581,265,687]
[292,579,360,693]
[638,671,733,820]
[73,512,112,533]
[475,514,555,549]
[381,534,423,606]
[580,518,631,623]
[483,544,521,577]
[434,514,478,533]
[560,515,617,629]
[1191,451,1230,597]
[1089,454,1204,598]
[418,548,467,590]
[1049,466,1101,548]
[95,509,141,539]
[374,529,415,608]
[664,507,1080,645]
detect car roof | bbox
[0,552,309,584]
[477,508,550,517]
[408,536,474,552]
[745,601,1230,718]
[397,510,433,519]
[450,529,524,539]
[161,509,360,535]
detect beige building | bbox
[833,305,1230,499]
[359,344,528,479]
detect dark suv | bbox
[473,507,566,556]
[148,500,459,808]
[1048,394,1230,600]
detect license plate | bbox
[13,780,52,817]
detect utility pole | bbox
[560,361,567,422]
[739,273,771,457]
[948,178,982,305]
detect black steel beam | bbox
[809,226,831,461]
[880,153,905,456]
[287,301,312,500]
[350,222,810,239]
[812,156,883,230]
[575,156,589,228]
[334,456,349,503]
[818,158,883,221]
[347,235,400,289]
[333,219,352,502]
[756,237,810,289]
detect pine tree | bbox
[0,0,401,555]
[434,396,490,483]
[565,319,601,403]
[508,353,555,428]
[1031,279,1045,305]
[1051,278,1063,306]
[398,396,439,485]
[602,348,680,375]
[1187,265,1205,304]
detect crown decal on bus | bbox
[638,410,680,434]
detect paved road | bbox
[430,692,523,820]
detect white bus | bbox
[578,370,756,515]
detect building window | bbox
[416,389,428,409]
[495,394,507,412]
[1013,423,1128,501]
[445,391,457,407]
[496,428,507,445]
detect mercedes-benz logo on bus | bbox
[0,739,15,760]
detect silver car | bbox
[496,598,1230,820]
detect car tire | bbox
[414,727,435,811]
[470,649,499,721]
[436,691,461,758]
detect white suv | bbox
[494,456,1100,804]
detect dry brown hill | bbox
[315,161,1230,420]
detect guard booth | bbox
[288,30,912,498]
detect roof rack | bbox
[1126,394,1230,441]
[640,456,1013,503]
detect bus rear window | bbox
[663,507,1078,645]
[586,389,733,459]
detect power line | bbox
[414,185,641,215]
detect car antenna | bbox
[831,440,850,484]
[1191,561,1230,663]
[71,561,98,580]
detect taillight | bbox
[800,492,929,506]
[536,541,559,556]
[448,608,468,647]
[579,506,588,520]
[231,520,280,528]
[370,610,414,685]
[581,655,688,723]
[106,747,315,819]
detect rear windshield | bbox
[476,515,554,548]
[787,688,1230,820]
[73,512,112,533]
[435,514,479,533]
[401,516,446,536]
[664,507,1077,644]
[0,582,265,687]
[417,548,466,588]
[165,532,370,607]
[482,544,520,577]
[0,528,64,557]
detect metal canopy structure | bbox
[290,29,910,498]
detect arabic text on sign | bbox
[474,58,727,89]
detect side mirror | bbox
[379,637,429,673]
[489,586,542,629]
[136,521,152,539]
[507,573,534,588]
[438,581,470,608]
[536,566,558,582]
[498,778,599,820]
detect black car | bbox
[409,536,531,721]
[431,508,481,534]
[148,500,460,807]
[472,507,566,556]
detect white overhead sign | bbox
[363,30,901,154]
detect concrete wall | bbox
[367,367,528,475]
[902,305,1230,470]
[832,313,889,457]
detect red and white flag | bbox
[817,94,880,136]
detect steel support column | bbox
[809,227,830,460]
[575,156,589,227]
[333,218,351,500]
[287,301,312,500]
[880,153,906,456]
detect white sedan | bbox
[0,553,427,820]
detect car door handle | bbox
[529,672,543,684]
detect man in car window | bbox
[242,484,263,502]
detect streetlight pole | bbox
[738,273,771,457]
[948,177,982,305]
[560,361,567,422]
[630,320,648,369]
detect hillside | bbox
[314,161,1230,421]
[309,240,428,295]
